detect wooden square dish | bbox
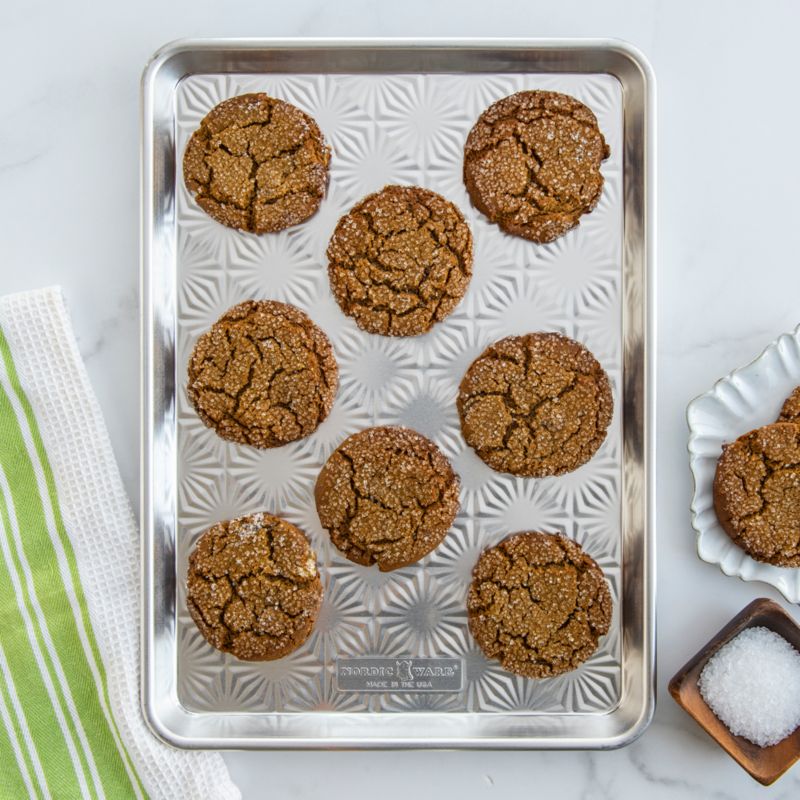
[669,597,800,785]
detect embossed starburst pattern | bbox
[174,71,624,715]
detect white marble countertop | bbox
[3,0,800,797]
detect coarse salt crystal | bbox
[698,626,800,747]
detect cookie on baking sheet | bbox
[315,426,460,571]
[463,90,609,244]
[714,422,800,567]
[457,332,613,477]
[326,185,473,336]
[187,300,338,448]
[467,531,612,678]
[183,93,330,233]
[778,386,800,422]
[187,512,323,661]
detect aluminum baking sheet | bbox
[141,38,655,749]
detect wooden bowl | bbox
[669,597,800,785]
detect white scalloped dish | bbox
[688,325,800,602]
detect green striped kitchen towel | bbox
[0,287,240,800]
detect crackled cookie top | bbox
[467,532,612,678]
[714,422,800,567]
[183,93,330,233]
[187,300,338,448]
[314,426,460,571]
[457,332,613,477]
[463,90,609,244]
[779,387,800,423]
[187,512,323,661]
[326,185,473,336]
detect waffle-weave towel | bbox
[0,286,240,800]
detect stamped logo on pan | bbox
[336,658,464,693]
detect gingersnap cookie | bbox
[187,300,338,448]
[183,93,330,234]
[778,387,800,422]
[467,531,612,678]
[187,512,323,661]
[463,90,609,244]
[326,185,473,336]
[458,332,613,477]
[315,426,460,571]
[713,422,800,567]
